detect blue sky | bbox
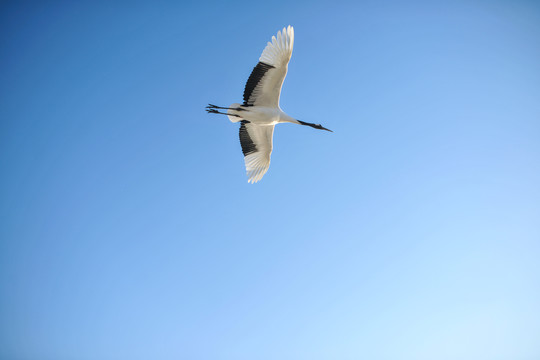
[1,1,539,359]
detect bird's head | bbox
[313,123,333,132]
[297,120,333,132]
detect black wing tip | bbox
[242,62,276,106]
[239,122,257,156]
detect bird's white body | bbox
[227,104,295,126]
[207,26,331,183]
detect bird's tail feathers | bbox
[228,103,243,123]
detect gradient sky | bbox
[1,1,539,359]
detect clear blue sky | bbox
[1,1,539,359]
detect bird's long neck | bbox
[278,112,300,124]
[280,112,317,128]
[278,111,332,132]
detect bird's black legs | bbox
[206,104,245,111]
[206,104,244,117]
[206,108,241,117]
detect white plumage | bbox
[207,26,331,183]
[250,26,294,107]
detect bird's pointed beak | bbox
[321,126,333,132]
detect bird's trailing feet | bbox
[206,104,245,117]
[206,108,241,117]
[206,104,244,111]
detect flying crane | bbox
[207,26,332,183]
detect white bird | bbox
[207,25,332,183]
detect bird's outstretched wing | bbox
[243,26,294,108]
[239,121,274,183]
